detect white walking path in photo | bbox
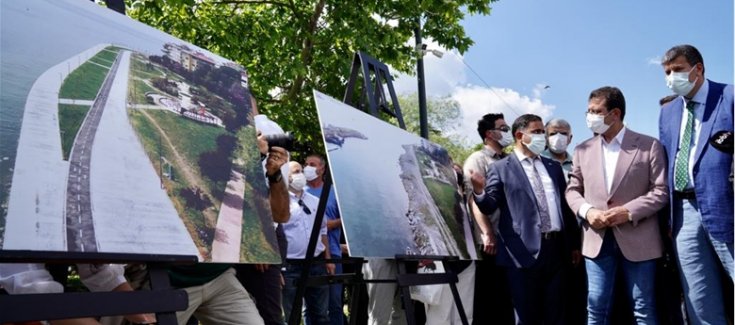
[211,170,247,262]
[89,50,198,256]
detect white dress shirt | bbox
[677,80,708,190]
[513,149,563,232]
[283,190,327,259]
[578,127,627,218]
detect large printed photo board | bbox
[0,0,280,263]
[314,91,478,259]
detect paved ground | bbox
[211,170,246,262]
[88,50,198,256]
[65,50,122,252]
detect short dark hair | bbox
[476,113,505,141]
[662,44,705,74]
[659,94,679,107]
[512,114,542,136]
[589,86,626,121]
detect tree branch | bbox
[286,0,326,100]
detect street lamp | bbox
[414,18,429,139]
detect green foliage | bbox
[127,0,494,157]
[59,48,119,100]
[397,94,475,165]
[58,104,91,160]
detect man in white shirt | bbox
[281,161,334,325]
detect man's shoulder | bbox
[302,191,320,206]
[625,129,660,146]
[574,136,598,153]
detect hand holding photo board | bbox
[0,0,280,263]
[313,91,477,259]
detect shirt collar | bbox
[513,147,537,162]
[602,126,626,146]
[688,79,709,106]
[481,145,500,158]
[541,149,572,164]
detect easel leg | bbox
[148,264,179,325]
[397,261,417,325]
[448,280,469,325]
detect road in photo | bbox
[64,50,122,252]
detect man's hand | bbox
[256,131,269,155]
[265,146,287,177]
[326,263,336,275]
[255,264,268,273]
[469,169,485,195]
[481,232,497,255]
[603,206,630,227]
[586,208,607,230]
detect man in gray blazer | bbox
[566,86,668,325]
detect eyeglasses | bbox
[297,199,311,215]
[492,126,511,132]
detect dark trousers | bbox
[473,253,514,325]
[505,235,567,325]
[235,264,285,325]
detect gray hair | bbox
[545,118,571,131]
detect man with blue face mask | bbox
[470,114,581,325]
[566,86,668,325]
[658,44,734,325]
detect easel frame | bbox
[288,51,468,325]
[0,251,196,324]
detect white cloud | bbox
[392,40,467,96]
[451,85,556,143]
[647,56,662,65]
[390,38,555,145]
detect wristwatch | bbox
[267,170,282,183]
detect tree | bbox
[128,0,495,155]
[396,94,474,164]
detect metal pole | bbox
[414,17,429,140]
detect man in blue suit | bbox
[470,114,581,325]
[658,44,734,325]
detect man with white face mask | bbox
[461,113,514,325]
[470,114,581,325]
[282,161,334,325]
[566,86,668,325]
[542,118,573,181]
[658,44,734,325]
[303,153,344,325]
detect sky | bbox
[392,0,734,149]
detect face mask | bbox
[523,133,547,156]
[497,131,513,147]
[586,113,611,134]
[289,173,306,191]
[547,134,569,154]
[666,67,698,96]
[303,166,318,181]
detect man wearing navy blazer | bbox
[659,44,734,325]
[470,114,581,325]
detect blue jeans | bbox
[282,262,330,325]
[586,231,657,325]
[305,261,345,325]
[673,199,733,325]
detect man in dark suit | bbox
[470,114,581,325]
[658,44,734,325]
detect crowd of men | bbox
[1,43,732,325]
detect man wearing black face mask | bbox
[658,44,734,325]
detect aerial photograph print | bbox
[0,0,280,263]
